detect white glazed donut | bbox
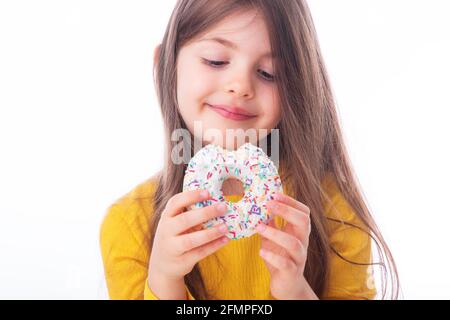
[182,142,283,240]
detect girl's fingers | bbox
[272,192,310,215]
[183,234,230,263]
[175,223,229,255]
[172,202,228,235]
[268,218,277,228]
[256,224,305,266]
[162,189,211,218]
[261,219,281,251]
[260,248,297,272]
[267,201,310,240]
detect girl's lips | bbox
[207,104,257,121]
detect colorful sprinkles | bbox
[182,143,283,240]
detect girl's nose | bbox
[224,74,255,99]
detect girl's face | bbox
[176,9,280,150]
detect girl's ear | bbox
[153,43,161,67]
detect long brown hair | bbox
[150,0,399,299]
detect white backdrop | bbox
[0,0,449,299]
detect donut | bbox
[182,142,283,240]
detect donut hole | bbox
[221,177,245,202]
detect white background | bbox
[0,0,449,299]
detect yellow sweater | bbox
[100,173,376,300]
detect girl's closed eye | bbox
[201,58,276,82]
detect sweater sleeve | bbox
[144,276,196,300]
[321,179,378,300]
[99,202,196,300]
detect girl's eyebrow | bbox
[197,36,274,58]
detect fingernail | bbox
[217,203,227,213]
[201,190,209,198]
[272,193,282,201]
[256,223,266,233]
[219,224,228,233]
[260,249,267,257]
[267,202,276,210]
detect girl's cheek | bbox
[177,65,200,100]
[195,65,221,87]
[181,63,217,95]
[261,93,281,127]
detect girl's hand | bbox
[255,192,318,300]
[148,189,229,286]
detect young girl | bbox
[100,0,399,300]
